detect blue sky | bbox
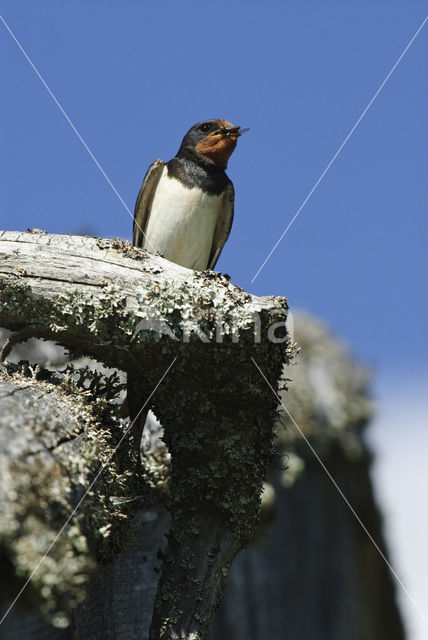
[1,2,427,635]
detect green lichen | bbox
[0,276,35,322]
[147,305,293,638]
[0,362,144,627]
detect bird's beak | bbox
[220,126,250,138]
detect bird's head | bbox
[177,119,249,169]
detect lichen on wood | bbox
[0,362,139,627]
[148,326,292,639]
[0,231,292,639]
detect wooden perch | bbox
[0,231,292,639]
[0,231,286,370]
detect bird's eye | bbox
[198,122,212,133]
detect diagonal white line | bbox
[0,13,156,253]
[250,15,428,284]
[251,356,428,627]
[0,355,177,627]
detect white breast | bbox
[142,167,223,271]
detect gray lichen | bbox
[0,363,142,627]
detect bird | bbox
[127,120,247,457]
[133,118,248,271]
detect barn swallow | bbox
[133,119,248,271]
